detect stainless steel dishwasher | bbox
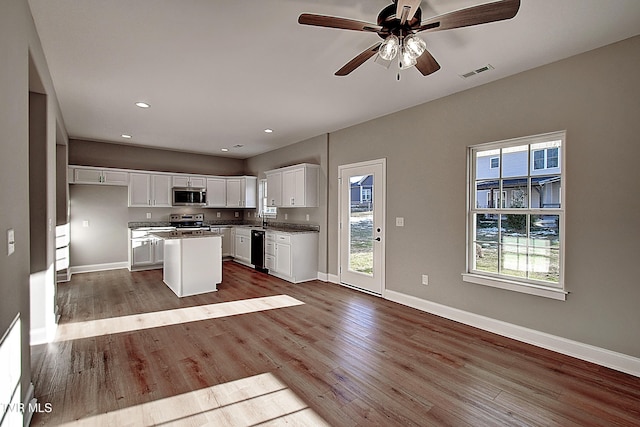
[251,229,268,273]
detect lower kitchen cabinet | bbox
[265,231,318,283]
[234,228,252,265]
[128,228,169,270]
[210,227,234,258]
[221,227,234,258]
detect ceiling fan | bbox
[298,0,521,77]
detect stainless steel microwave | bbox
[172,187,207,206]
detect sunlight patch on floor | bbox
[57,372,329,426]
[55,295,304,342]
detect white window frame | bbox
[463,131,567,300]
[258,179,277,218]
[361,187,372,202]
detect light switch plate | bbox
[7,229,15,256]
[82,220,90,228]
[396,217,405,227]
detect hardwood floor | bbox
[31,262,640,426]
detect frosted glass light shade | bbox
[404,35,426,59]
[399,47,417,69]
[378,35,399,61]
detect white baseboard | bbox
[327,274,339,284]
[385,289,640,378]
[316,272,329,282]
[70,261,128,275]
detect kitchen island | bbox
[151,230,222,297]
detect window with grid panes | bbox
[464,131,567,300]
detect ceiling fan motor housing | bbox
[377,3,422,38]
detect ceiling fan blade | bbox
[414,49,441,76]
[298,13,381,32]
[335,43,382,76]
[396,0,422,25]
[414,0,520,33]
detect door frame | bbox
[337,158,386,296]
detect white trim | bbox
[23,383,36,427]
[70,262,129,275]
[316,272,329,282]
[462,273,567,301]
[327,273,340,284]
[385,289,640,378]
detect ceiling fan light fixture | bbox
[399,46,417,69]
[404,34,426,59]
[378,34,399,61]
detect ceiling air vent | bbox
[460,64,494,79]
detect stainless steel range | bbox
[169,213,210,231]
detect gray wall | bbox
[245,134,329,273]
[327,36,640,358]
[1,0,66,405]
[69,138,245,176]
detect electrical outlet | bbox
[306,214,310,221]
[234,212,239,218]
[421,274,429,286]
[82,220,90,228]
[284,213,288,220]
[216,212,221,218]
[396,217,404,227]
[146,212,152,219]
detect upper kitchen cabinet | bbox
[206,177,227,208]
[265,164,319,207]
[69,166,129,186]
[265,171,282,207]
[226,176,257,208]
[172,175,206,188]
[129,172,172,207]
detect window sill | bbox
[462,273,567,301]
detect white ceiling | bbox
[29,0,640,159]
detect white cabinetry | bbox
[265,231,318,283]
[128,228,169,270]
[173,175,206,188]
[220,227,234,257]
[234,227,252,265]
[129,173,172,207]
[206,177,227,207]
[265,164,319,207]
[226,177,257,208]
[70,166,129,186]
[265,171,282,207]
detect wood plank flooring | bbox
[31,262,640,426]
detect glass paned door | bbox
[339,160,385,295]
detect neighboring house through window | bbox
[464,131,567,300]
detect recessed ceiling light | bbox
[135,102,150,108]
[121,134,132,139]
[221,148,229,152]
[264,128,273,133]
